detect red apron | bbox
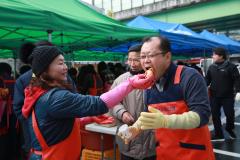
[31,110,81,160]
[148,66,215,160]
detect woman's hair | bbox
[19,40,53,64]
[30,72,73,91]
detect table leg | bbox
[113,135,116,160]
[101,134,104,160]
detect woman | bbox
[78,64,103,96]
[22,46,154,160]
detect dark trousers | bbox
[121,154,156,160]
[210,97,235,137]
[0,115,21,160]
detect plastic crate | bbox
[81,148,120,160]
[80,129,113,151]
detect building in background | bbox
[81,0,240,41]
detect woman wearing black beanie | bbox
[22,46,155,160]
[13,41,55,160]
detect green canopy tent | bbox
[0,49,14,59]
[0,0,157,51]
[69,50,126,62]
[0,0,157,76]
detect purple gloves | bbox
[100,73,155,108]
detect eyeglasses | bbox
[127,58,140,63]
[140,52,163,60]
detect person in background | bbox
[24,46,154,160]
[205,47,240,140]
[110,44,156,160]
[97,61,115,92]
[78,64,103,96]
[114,63,126,78]
[68,67,78,85]
[119,36,215,160]
[108,62,115,75]
[19,65,32,76]
[0,62,19,160]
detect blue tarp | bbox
[92,16,219,57]
[128,16,201,38]
[216,34,240,47]
[200,30,240,53]
[92,16,240,57]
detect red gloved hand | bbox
[128,70,155,89]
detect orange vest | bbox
[31,110,81,160]
[146,66,215,160]
[88,75,103,96]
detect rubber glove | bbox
[139,106,200,130]
[128,74,155,89]
[118,120,141,144]
[100,73,154,108]
[235,92,240,102]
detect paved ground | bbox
[209,102,240,160]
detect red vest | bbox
[88,75,103,96]
[31,110,81,160]
[147,66,215,160]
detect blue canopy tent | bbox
[216,34,240,48]
[92,16,220,57]
[127,16,221,57]
[128,16,200,37]
[200,30,240,53]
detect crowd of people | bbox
[0,36,239,160]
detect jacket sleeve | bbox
[231,65,240,92]
[181,68,211,127]
[205,66,212,86]
[13,78,26,120]
[13,70,33,120]
[47,90,108,118]
[110,103,127,120]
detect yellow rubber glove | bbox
[139,106,200,130]
[118,120,141,144]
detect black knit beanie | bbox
[32,46,63,76]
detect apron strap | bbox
[32,109,49,150]
[174,65,184,84]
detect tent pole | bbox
[13,49,17,79]
[60,32,63,49]
[203,48,208,76]
[203,48,206,58]
[47,30,53,42]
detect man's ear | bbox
[165,52,171,60]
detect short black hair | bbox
[19,65,31,75]
[19,40,53,64]
[142,36,171,54]
[19,42,36,64]
[0,62,12,76]
[128,44,142,53]
[213,47,227,60]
